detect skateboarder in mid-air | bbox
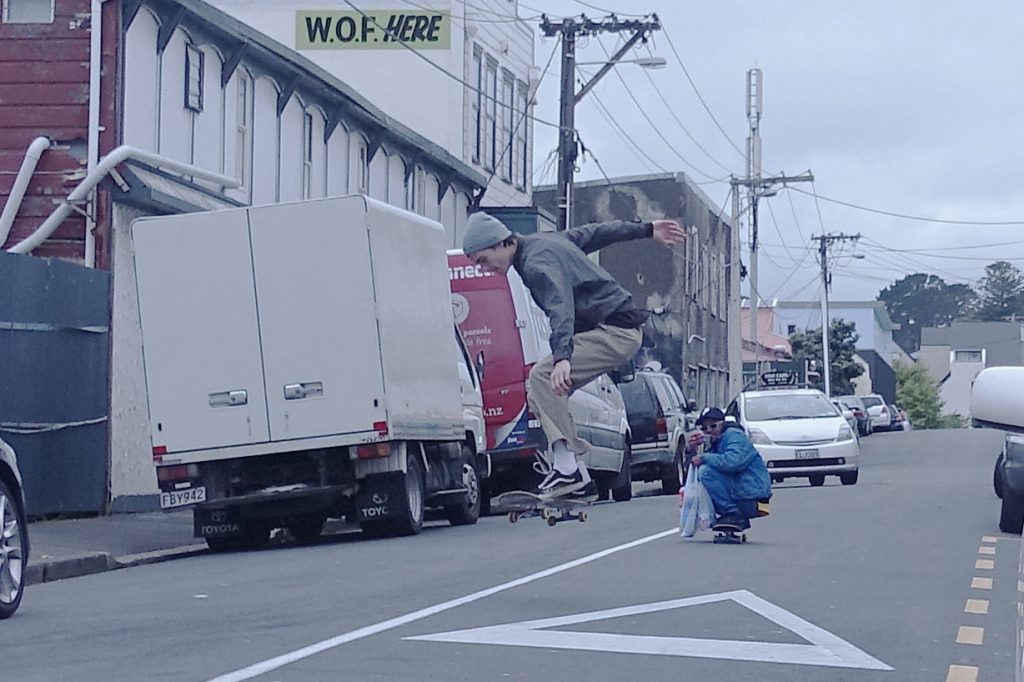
[687,407,772,531]
[461,211,687,498]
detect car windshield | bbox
[745,394,839,421]
[861,396,883,408]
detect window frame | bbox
[302,110,314,199]
[470,46,483,165]
[2,0,53,23]
[184,43,204,113]
[234,70,253,190]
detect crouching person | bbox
[687,407,772,529]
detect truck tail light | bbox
[356,443,391,459]
[655,417,668,439]
[157,465,189,484]
[152,445,167,460]
[373,421,389,437]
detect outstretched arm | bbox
[565,219,686,253]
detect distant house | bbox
[771,300,911,403]
[918,321,1024,417]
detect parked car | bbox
[0,436,28,619]
[884,403,904,432]
[832,400,858,435]
[833,395,872,436]
[619,368,697,495]
[859,394,891,431]
[994,435,1024,533]
[727,388,860,486]
[969,366,1024,681]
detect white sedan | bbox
[726,388,860,486]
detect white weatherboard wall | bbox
[205,0,533,206]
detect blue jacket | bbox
[701,425,772,501]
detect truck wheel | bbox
[661,450,684,495]
[612,442,633,502]
[994,453,1004,499]
[286,513,327,542]
[445,446,481,526]
[999,490,1024,534]
[391,452,425,536]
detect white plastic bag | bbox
[679,464,714,537]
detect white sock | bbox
[575,455,592,484]
[552,440,578,474]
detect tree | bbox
[878,273,976,353]
[894,361,946,429]
[975,261,1024,321]
[789,319,864,396]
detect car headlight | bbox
[748,427,773,445]
[837,425,854,442]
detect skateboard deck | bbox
[496,491,591,527]
[711,522,747,544]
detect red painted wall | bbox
[0,0,118,266]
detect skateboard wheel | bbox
[741,534,747,542]
[508,512,518,523]
[546,515,557,527]
[578,511,587,523]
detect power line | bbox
[589,90,669,173]
[788,186,1024,226]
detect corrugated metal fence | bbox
[0,251,110,516]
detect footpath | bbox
[25,510,207,585]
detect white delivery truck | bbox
[133,196,484,550]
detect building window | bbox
[954,349,984,363]
[499,72,514,182]
[356,137,369,193]
[787,324,796,335]
[2,0,52,23]
[235,71,253,188]
[302,111,314,199]
[470,46,483,165]
[515,80,528,190]
[403,163,415,211]
[185,44,204,112]
[483,58,497,171]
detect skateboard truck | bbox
[712,523,747,544]
[497,491,591,527]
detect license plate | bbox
[794,449,819,460]
[160,486,206,509]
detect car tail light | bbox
[356,443,391,459]
[655,417,668,439]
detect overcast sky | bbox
[524,1,1024,304]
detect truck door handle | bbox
[209,390,248,407]
[284,382,324,400]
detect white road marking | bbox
[408,589,893,671]
[204,527,678,682]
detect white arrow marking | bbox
[406,589,892,671]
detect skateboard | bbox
[711,522,747,544]
[495,491,591,527]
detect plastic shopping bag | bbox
[679,464,714,537]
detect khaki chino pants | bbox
[527,324,642,456]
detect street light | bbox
[576,56,667,70]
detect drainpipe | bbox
[0,136,52,246]
[85,0,107,267]
[7,145,240,256]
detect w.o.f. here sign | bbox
[296,10,451,50]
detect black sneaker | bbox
[567,481,598,502]
[538,468,586,496]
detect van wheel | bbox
[999,490,1024,534]
[612,442,633,502]
[392,452,425,536]
[445,446,481,526]
[661,449,684,495]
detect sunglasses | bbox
[699,422,723,432]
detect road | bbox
[3,428,1018,681]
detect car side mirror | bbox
[971,367,1024,434]
[475,351,485,384]
[685,398,698,413]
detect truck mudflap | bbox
[193,486,347,538]
[194,506,245,539]
[354,472,410,523]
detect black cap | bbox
[696,407,726,424]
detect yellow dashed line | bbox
[964,599,989,615]
[975,559,995,570]
[945,665,979,682]
[977,546,996,555]
[970,577,993,590]
[956,626,984,645]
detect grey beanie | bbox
[462,212,512,254]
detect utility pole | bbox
[728,185,743,397]
[729,69,813,372]
[812,232,860,396]
[541,14,661,231]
